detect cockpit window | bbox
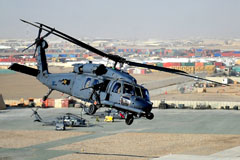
[135,87,142,97]
[142,88,150,101]
[112,82,121,93]
[123,83,134,95]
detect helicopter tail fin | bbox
[35,39,49,74]
[8,63,39,77]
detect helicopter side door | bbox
[99,79,110,101]
[109,81,122,104]
[72,76,93,100]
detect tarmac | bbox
[0,107,240,160]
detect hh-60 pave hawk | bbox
[9,20,226,125]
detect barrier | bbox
[151,100,240,109]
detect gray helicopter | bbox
[9,20,226,125]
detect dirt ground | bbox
[0,130,89,148]
[50,132,240,160]
[152,84,240,101]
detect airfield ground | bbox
[1,67,240,159]
[0,108,240,160]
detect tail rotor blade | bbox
[22,41,37,52]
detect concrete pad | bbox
[153,145,240,160]
[50,133,240,159]
[152,154,240,160]
[211,146,240,157]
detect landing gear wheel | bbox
[146,112,154,120]
[125,114,134,125]
[86,104,97,115]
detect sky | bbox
[0,0,240,40]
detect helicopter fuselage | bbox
[38,63,153,117]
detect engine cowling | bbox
[73,63,107,75]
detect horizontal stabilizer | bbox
[8,63,39,77]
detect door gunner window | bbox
[123,84,134,95]
[92,79,99,85]
[112,83,121,93]
[84,78,91,88]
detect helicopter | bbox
[9,19,226,125]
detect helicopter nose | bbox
[132,97,152,113]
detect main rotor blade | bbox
[126,60,228,86]
[126,61,187,74]
[22,20,127,63]
[20,19,75,45]
[177,72,229,86]
[35,22,111,59]
[21,20,228,86]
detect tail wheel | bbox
[125,114,134,125]
[146,112,154,120]
[86,104,97,115]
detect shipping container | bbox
[188,53,195,57]
[59,54,68,57]
[163,62,173,68]
[171,62,181,66]
[69,54,77,58]
[156,63,163,67]
[232,66,240,72]
[61,99,69,108]
[214,53,221,57]
[44,98,55,108]
[46,54,53,58]
[127,68,134,74]
[204,62,214,66]
[214,62,223,66]
[141,69,147,74]
[195,62,204,66]
[181,62,194,66]
[196,49,203,52]
[221,52,234,57]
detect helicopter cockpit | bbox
[109,80,151,112]
[111,82,149,100]
[123,83,150,101]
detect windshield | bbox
[123,83,134,95]
[141,88,150,101]
[123,83,150,100]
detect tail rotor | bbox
[21,20,53,58]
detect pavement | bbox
[154,146,240,160]
[0,108,240,160]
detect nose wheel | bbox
[125,114,134,125]
[146,112,154,120]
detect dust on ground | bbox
[50,132,240,160]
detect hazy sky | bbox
[1,0,240,39]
